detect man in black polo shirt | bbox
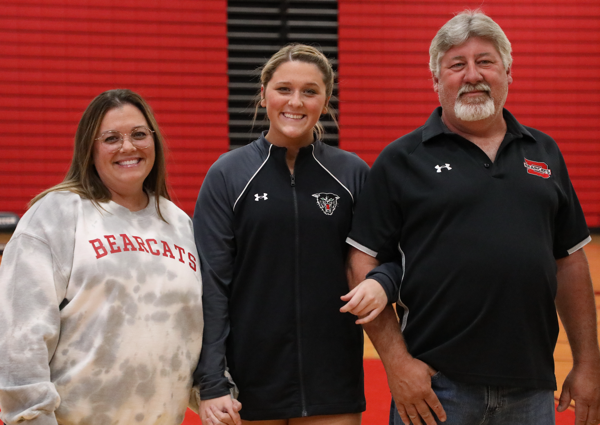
[345,9,600,425]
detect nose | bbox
[120,134,137,152]
[288,91,303,108]
[463,61,483,84]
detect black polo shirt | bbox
[348,107,590,390]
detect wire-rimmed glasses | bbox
[95,126,155,154]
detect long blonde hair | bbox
[30,89,170,220]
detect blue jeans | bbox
[389,372,555,425]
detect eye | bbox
[449,62,464,69]
[276,87,291,93]
[304,89,318,95]
[101,131,121,144]
[131,128,150,140]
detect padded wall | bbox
[338,0,600,227]
[0,0,228,216]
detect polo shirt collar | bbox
[422,106,536,143]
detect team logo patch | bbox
[312,192,340,215]
[254,193,268,201]
[523,158,551,179]
[435,163,452,173]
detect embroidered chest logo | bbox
[312,192,340,216]
[435,163,452,173]
[523,158,551,179]
[254,193,268,201]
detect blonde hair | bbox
[429,10,512,77]
[254,43,337,141]
[30,89,170,220]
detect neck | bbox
[441,110,507,162]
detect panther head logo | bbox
[312,192,340,216]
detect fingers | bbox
[424,392,446,422]
[231,398,243,412]
[340,286,358,302]
[224,400,242,425]
[354,305,385,324]
[575,402,590,425]
[340,287,362,313]
[209,404,237,425]
[557,386,572,412]
[404,406,422,425]
[396,402,440,425]
[585,405,599,425]
[396,403,411,425]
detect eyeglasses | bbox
[95,126,155,153]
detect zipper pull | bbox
[290,174,296,187]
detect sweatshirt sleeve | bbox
[366,261,403,305]
[192,164,236,400]
[0,195,73,425]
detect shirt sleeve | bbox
[0,196,73,425]
[552,149,591,258]
[347,145,404,263]
[192,165,236,400]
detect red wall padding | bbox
[338,0,600,228]
[0,0,228,216]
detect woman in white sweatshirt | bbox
[0,89,204,425]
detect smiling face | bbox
[93,103,155,204]
[433,37,512,127]
[261,60,329,148]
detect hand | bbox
[557,363,600,425]
[340,278,387,324]
[387,356,446,425]
[199,395,242,425]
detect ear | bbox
[322,97,330,115]
[506,67,513,85]
[260,85,266,107]
[432,74,440,93]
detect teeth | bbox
[283,113,303,119]
[118,159,140,166]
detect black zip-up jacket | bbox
[192,135,369,420]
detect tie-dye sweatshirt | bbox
[0,191,203,425]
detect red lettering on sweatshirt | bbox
[146,239,161,256]
[161,241,175,259]
[120,234,137,252]
[188,252,197,272]
[89,239,108,259]
[104,235,122,253]
[92,233,197,272]
[132,236,149,253]
[174,245,186,263]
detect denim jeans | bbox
[389,372,555,425]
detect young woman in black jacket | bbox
[193,44,371,425]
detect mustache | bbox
[457,83,491,97]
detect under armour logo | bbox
[254,193,268,201]
[435,163,452,173]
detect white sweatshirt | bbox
[0,191,203,425]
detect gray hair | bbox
[429,10,512,77]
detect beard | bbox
[454,82,495,121]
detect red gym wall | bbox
[338,0,600,228]
[1,1,599,228]
[0,0,228,217]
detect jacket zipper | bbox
[290,172,308,416]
